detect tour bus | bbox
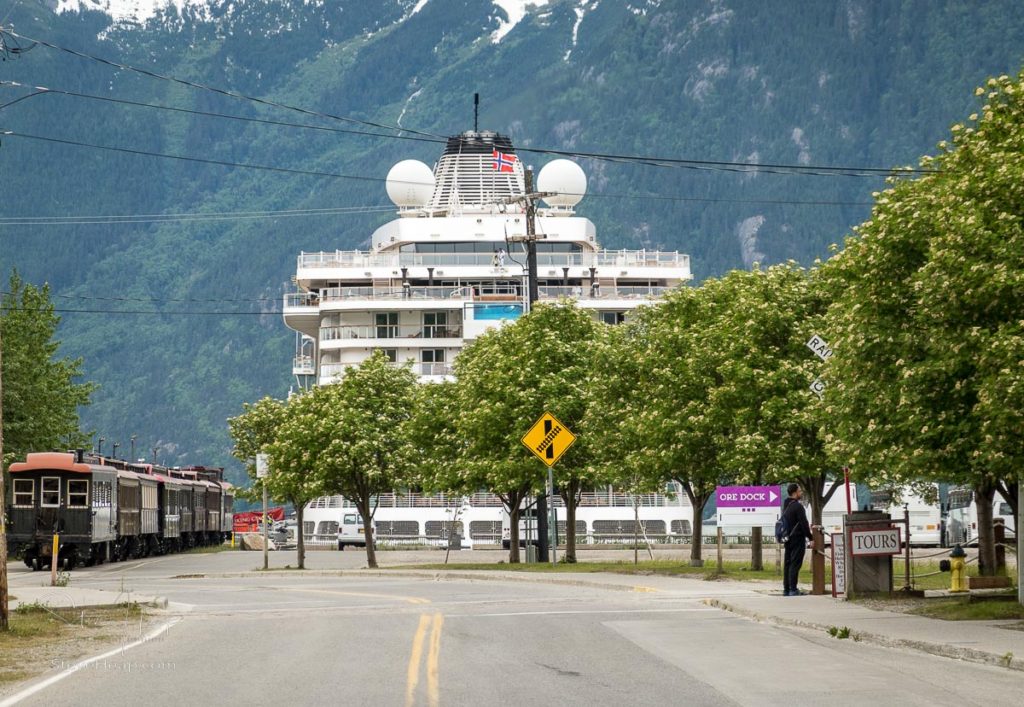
[886,485,944,547]
[947,488,1016,546]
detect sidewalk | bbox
[8,586,168,610]
[706,591,1024,672]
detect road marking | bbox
[405,614,432,707]
[0,616,181,707]
[632,586,658,593]
[274,587,431,605]
[445,607,716,618]
[426,613,444,707]
[406,612,444,707]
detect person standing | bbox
[782,483,813,596]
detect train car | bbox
[220,482,235,539]
[7,451,117,570]
[177,473,195,546]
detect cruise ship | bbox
[282,129,695,548]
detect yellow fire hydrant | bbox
[949,544,968,593]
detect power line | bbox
[0,31,934,177]
[0,128,872,208]
[0,204,395,226]
[1,129,392,183]
[0,81,445,146]
[1,306,278,315]
[2,29,442,140]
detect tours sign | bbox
[521,412,577,467]
[849,527,902,556]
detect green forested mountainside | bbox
[1,0,1022,484]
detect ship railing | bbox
[320,286,471,301]
[320,325,463,341]
[537,285,670,300]
[292,355,315,374]
[298,249,690,270]
[284,292,318,308]
[320,361,453,380]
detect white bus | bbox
[947,488,1015,546]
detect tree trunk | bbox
[560,479,580,563]
[295,502,306,570]
[356,498,377,569]
[508,504,521,564]
[997,478,1019,523]
[679,481,709,566]
[975,480,997,577]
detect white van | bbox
[337,512,373,550]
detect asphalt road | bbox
[4,551,1022,706]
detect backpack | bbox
[775,511,791,543]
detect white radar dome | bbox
[538,159,586,208]
[386,160,435,208]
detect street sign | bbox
[256,453,269,479]
[806,334,833,361]
[831,533,847,597]
[810,377,826,397]
[521,412,577,467]
[716,485,782,528]
[849,527,901,556]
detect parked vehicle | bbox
[337,512,373,550]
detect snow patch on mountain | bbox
[491,0,549,44]
[565,0,598,61]
[737,215,767,268]
[55,0,212,23]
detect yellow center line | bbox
[426,613,444,707]
[405,614,432,707]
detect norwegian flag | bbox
[492,149,518,173]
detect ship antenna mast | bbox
[473,93,479,132]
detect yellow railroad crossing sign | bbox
[521,412,577,467]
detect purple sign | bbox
[716,486,781,509]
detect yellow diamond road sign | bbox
[521,412,577,467]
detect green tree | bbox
[453,303,603,563]
[709,265,838,568]
[305,352,418,569]
[822,72,1024,576]
[228,395,322,568]
[1,272,95,463]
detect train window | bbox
[41,477,61,507]
[68,480,89,508]
[13,479,33,506]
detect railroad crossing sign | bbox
[521,412,577,467]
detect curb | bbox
[172,568,663,594]
[705,598,1024,672]
[10,594,169,611]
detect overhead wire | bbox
[0,30,935,178]
[0,204,395,226]
[2,29,441,139]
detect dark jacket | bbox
[782,497,812,542]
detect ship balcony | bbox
[298,249,690,270]
[292,355,316,376]
[319,324,464,349]
[283,292,320,337]
[320,360,453,384]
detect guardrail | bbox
[298,249,690,271]
[320,325,463,340]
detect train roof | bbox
[9,452,111,475]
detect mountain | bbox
[2,0,1023,484]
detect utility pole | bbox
[0,328,8,630]
[506,167,554,562]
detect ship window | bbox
[374,349,398,363]
[599,311,626,325]
[68,479,89,508]
[422,349,446,363]
[13,479,34,507]
[423,312,448,337]
[375,312,398,338]
[41,477,61,507]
